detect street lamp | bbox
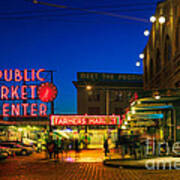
[144,29,150,36]
[139,53,144,59]
[159,16,166,24]
[150,16,156,23]
[136,61,141,67]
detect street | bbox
[1,151,180,180]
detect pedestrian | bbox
[60,138,64,160]
[47,136,54,159]
[75,138,79,159]
[104,138,109,157]
[64,139,69,158]
[53,137,59,160]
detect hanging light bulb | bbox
[159,16,166,24]
[136,61,141,67]
[139,53,144,59]
[150,16,156,23]
[144,29,150,36]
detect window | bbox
[156,49,161,73]
[115,108,124,115]
[88,91,100,102]
[176,19,180,50]
[88,107,100,115]
[150,58,154,78]
[164,35,172,63]
[114,90,123,101]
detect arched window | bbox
[156,49,161,73]
[149,58,154,78]
[164,35,172,63]
[176,19,180,50]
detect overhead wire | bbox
[29,0,149,23]
[0,0,156,23]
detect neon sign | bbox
[38,82,57,102]
[50,115,120,126]
[0,69,57,117]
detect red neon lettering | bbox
[24,69,30,81]
[21,85,28,100]
[31,103,37,116]
[0,70,2,79]
[50,115,119,126]
[11,86,19,100]
[11,104,20,116]
[31,69,35,81]
[4,69,13,82]
[36,69,45,81]
[3,103,9,117]
[14,69,23,82]
[30,85,36,99]
[39,103,47,116]
[1,85,9,100]
[21,103,29,116]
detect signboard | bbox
[50,115,120,126]
[0,69,57,117]
[77,72,143,82]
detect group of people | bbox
[46,136,65,159]
[45,136,80,160]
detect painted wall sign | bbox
[50,115,120,126]
[0,69,57,117]
[77,72,143,82]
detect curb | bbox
[103,159,146,169]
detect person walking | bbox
[47,139,54,159]
[75,138,79,159]
[53,137,59,160]
[104,138,109,157]
[60,138,64,160]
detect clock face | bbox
[37,82,57,102]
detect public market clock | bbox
[38,82,57,102]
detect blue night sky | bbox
[0,0,158,114]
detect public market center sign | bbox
[0,69,57,117]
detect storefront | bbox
[50,115,121,149]
[121,95,180,143]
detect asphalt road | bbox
[1,152,180,180]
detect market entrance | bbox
[50,115,120,149]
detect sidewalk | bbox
[104,156,180,169]
[33,149,122,163]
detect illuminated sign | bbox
[0,69,57,117]
[50,115,120,126]
[38,82,57,102]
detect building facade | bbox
[143,0,180,90]
[73,72,144,115]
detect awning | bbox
[128,113,164,120]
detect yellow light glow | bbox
[137,101,141,104]
[86,85,92,91]
[122,125,126,130]
[18,128,23,132]
[132,110,136,114]
[155,95,161,100]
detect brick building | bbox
[73,72,143,115]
